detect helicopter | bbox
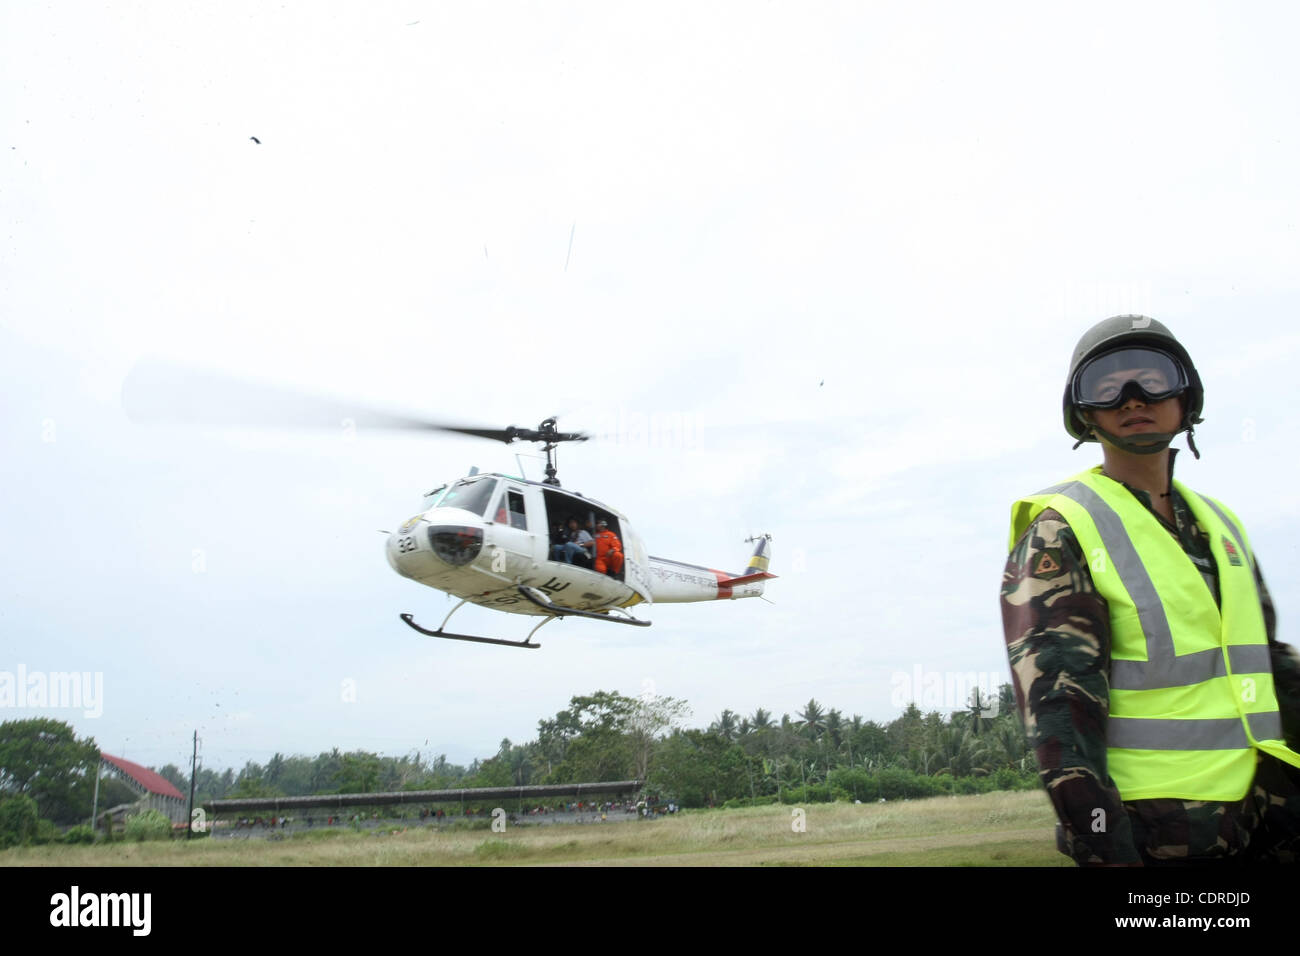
[386,418,775,649]
[120,362,775,649]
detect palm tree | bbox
[968,687,999,735]
[824,709,844,751]
[934,724,988,777]
[990,718,1032,772]
[797,699,827,740]
[507,744,534,786]
[709,709,739,742]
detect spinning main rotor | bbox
[121,360,589,484]
[438,417,588,486]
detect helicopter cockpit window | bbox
[491,489,528,530]
[436,478,498,518]
[506,490,527,530]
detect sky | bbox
[3,1,1300,777]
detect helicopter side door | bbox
[483,481,542,582]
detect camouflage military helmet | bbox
[1062,315,1204,448]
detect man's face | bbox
[1084,389,1183,446]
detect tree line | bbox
[0,684,1038,846]
[170,683,1036,807]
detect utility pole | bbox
[187,730,198,839]
[90,754,101,828]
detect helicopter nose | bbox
[426,525,484,566]
[387,520,485,577]
[387,517,436,578]
[387,526,422,578]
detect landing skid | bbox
[400,586,651,650]
[514,585,652,626]
[399,598,550,649]
[399,613,549,648]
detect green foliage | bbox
[463,755,512,789]
[473,839,530,859]
[96,775,138,809]
[156,763,189,794]
[0,718,99,824]
[34,817,59,845]
[61,824,96,845]
[551,730,633,784]
[827,767,876,800]
[649,730,749,807]
[779,784,832,804]
[993,767,1040,791]
[228,775,282,799]
[628,694,691,780]
[124,809,172,842]
[0,792,41,848]
[337,752,383,794]
[193,766,237,805]
[720,795,779,809]
[150,682,1037,816]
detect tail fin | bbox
[745,534,772,576]
[716,535,776,591]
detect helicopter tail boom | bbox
[647,535,775,603]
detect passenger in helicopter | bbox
[550,520,569,552]
[550,517,594,565]
[593,520,624,576]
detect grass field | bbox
[3,789,1070,866]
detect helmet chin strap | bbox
[1073,422,1201,459]
[1088,424,1175,455]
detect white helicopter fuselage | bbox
[386,473,771,619]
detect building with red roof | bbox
[99,752,187,824]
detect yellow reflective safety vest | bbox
[1009,467,1300,801]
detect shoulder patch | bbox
[1032,549,1065,578]
[1221,535,1243,566]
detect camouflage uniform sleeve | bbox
[1257,561,1300,750]
[1001,510,1141,865]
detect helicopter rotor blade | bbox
[122,358,452,432]
[121,359,587,442]
[438,425,521,444]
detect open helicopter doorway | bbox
[541,487,625,583]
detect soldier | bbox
[1001,315,1300,865]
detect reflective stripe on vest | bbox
[1009,469,1300,801]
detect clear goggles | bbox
[1071,347,1190,409]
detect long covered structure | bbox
[208,780,643,815]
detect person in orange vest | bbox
[593,520,624,576]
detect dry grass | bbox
[2,789,1068,867]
